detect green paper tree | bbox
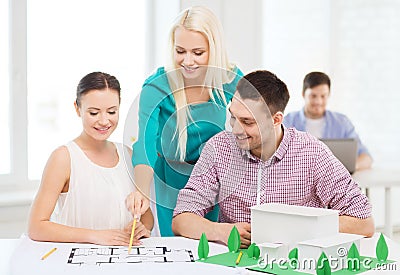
[376,233,389,261]
[288,247,299,269]
[227,226,241,252]
[198,233,209,260]
[247,243,255,257]
[253,244,260,259]
[247,243,260,259]
[347,243,361,271]
[316,252,331,275]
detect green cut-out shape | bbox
[227,226,241,252]
[288,247,298,269]
[247,243,256,258]
[247,243,261,259]
[347,242,360,271]
[198,233,209,260]
[316,252,331,275]
[253,244,260,259]
[288,247,298,260]
[376,233,389,261]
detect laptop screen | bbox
[319,138,358,174]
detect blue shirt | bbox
[284,109,370,156]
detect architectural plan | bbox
[67,246,194,265]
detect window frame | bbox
[1,0,177,189]
[0,0,31,189]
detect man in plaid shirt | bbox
[172,70,374,247]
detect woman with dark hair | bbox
[28,72,153,245]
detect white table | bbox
[352,166,400,238]
[5,236,243,275]
[2,234,399,275]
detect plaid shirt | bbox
[173,127,372,223]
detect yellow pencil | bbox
[41,247,57,260]
[128,217,137,254]
[235,251,243,265]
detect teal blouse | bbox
[132,66,243,236]
[132,66,243,168]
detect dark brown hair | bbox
[236,70,290,115]
[302,71,330,95]
[76,72,121,107]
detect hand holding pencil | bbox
[126,191,150,219]
[125,216,151,253]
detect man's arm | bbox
[172,134,252,247]
[355,153,373,171]
[314,145,374,237]
[172,213,251,247]
[339,216,374,237]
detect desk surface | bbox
[352,166,400,188]
[2,234,400,275]
[352,166,400,238]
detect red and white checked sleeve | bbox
[173,138,221,218]
[313,144,372,219]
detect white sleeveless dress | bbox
[52,141,134,230]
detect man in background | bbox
[284,72,372,171]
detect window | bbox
[27,0,146,179]
[0,0,10,174]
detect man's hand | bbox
[218,222,251,248]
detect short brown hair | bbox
[236,70,290,115]
[302,72,331,95]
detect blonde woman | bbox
[128,6,243,236]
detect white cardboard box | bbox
[297,233,364,273]
[251,203,339,246]
[258,242,288,262]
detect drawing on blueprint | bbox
[67,246,194,266]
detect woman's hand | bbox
[124,219,151,240]
[125,191,150,217]
[89,229,132,246]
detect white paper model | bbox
[297,233,363,273]
[258,242,288,262]
[251,203,339,245]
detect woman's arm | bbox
[28,146,132,245]
[125,165,154,221]
[129,82,165,216]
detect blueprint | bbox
[67,246,194,265]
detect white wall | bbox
[145,0,180,74]
[330,0,400,165]
[180,0,264,73]
[262,0,331,111]
[330,0,400,228]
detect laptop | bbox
[319,138,358,174]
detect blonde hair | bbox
[165,6,236,161]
